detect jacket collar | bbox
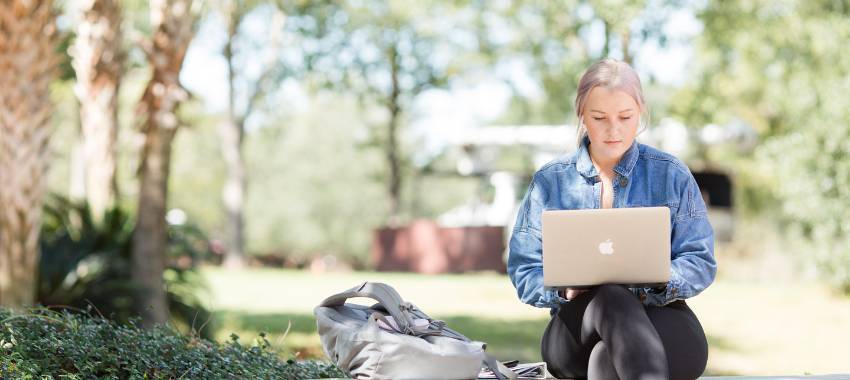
[575,136,640,179]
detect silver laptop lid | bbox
[542,207,671,289]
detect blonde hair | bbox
[574,58,649,146]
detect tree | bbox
[215,0,285,268]
[242,93,389,264]
[209,0,338,267]
[491,0,590,124]
[589,0,646,64]
[69,0,124,222]
[670,1,850,291]
[132,0,200,326]
[482,0,670,124]
[0,0,59,307]
[328,0,460,224]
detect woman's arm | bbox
[643,171,717,306]
[507,173,568,308]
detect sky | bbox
[180,4,703,157]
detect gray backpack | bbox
[314,282,517,380]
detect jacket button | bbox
[639,293,647,302]
[619,177,628,187]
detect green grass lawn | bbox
[199,267,850,376]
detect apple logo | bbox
[598,239,614,255]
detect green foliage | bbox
[242,95,388,262]
[38,195,217,338]
[671,0,850,291]
[318,0,472,220]
[0,308,344,379]
[482,0,675,124]
[168,92,482,266]
[482,0,589,124]
[38,196,135,318]
[760,131,850,294]
[169,116,227,238]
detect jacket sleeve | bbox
[507,173,567,309]
[643,170,717,306]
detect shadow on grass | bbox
[215,310,549,363]
[215,310,744,376]
[214,311,324,359]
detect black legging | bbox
[541,284,708,380]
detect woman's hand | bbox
[563,288,588,300]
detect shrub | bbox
[38,195,216,339]
[0,308,345,379]
[759,134,850,293]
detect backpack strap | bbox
[318,281,416,334]
[405,306,517,379]
[408,308,472,341]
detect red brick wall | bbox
[371,220,507,274]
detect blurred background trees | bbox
[670,0,850,292]
[3,0,850,328]
[312,0,467,224]
[215,0,281,269]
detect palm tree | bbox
[0,0,58,307]
[132,0,200,327]
[70,0,123,222]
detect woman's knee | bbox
[594,284,633,300]
[591,284,641,311]
[582,284,645,331]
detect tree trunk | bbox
[132,0,198,327]
[621,29,632,65]
[133,124,175,325]
[220,7,246,269]
[601,19,611,59]
[216,5,285,268]
[219,117,246,268]
[70,0,123,221]
[0,0,58,307]
[386,44,402,225]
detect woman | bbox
[507,58,717,380]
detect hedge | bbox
[0,308,344,379]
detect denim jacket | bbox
[507,137,717,309]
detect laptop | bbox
[542,207,670,289]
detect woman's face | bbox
[581,86,641,166]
